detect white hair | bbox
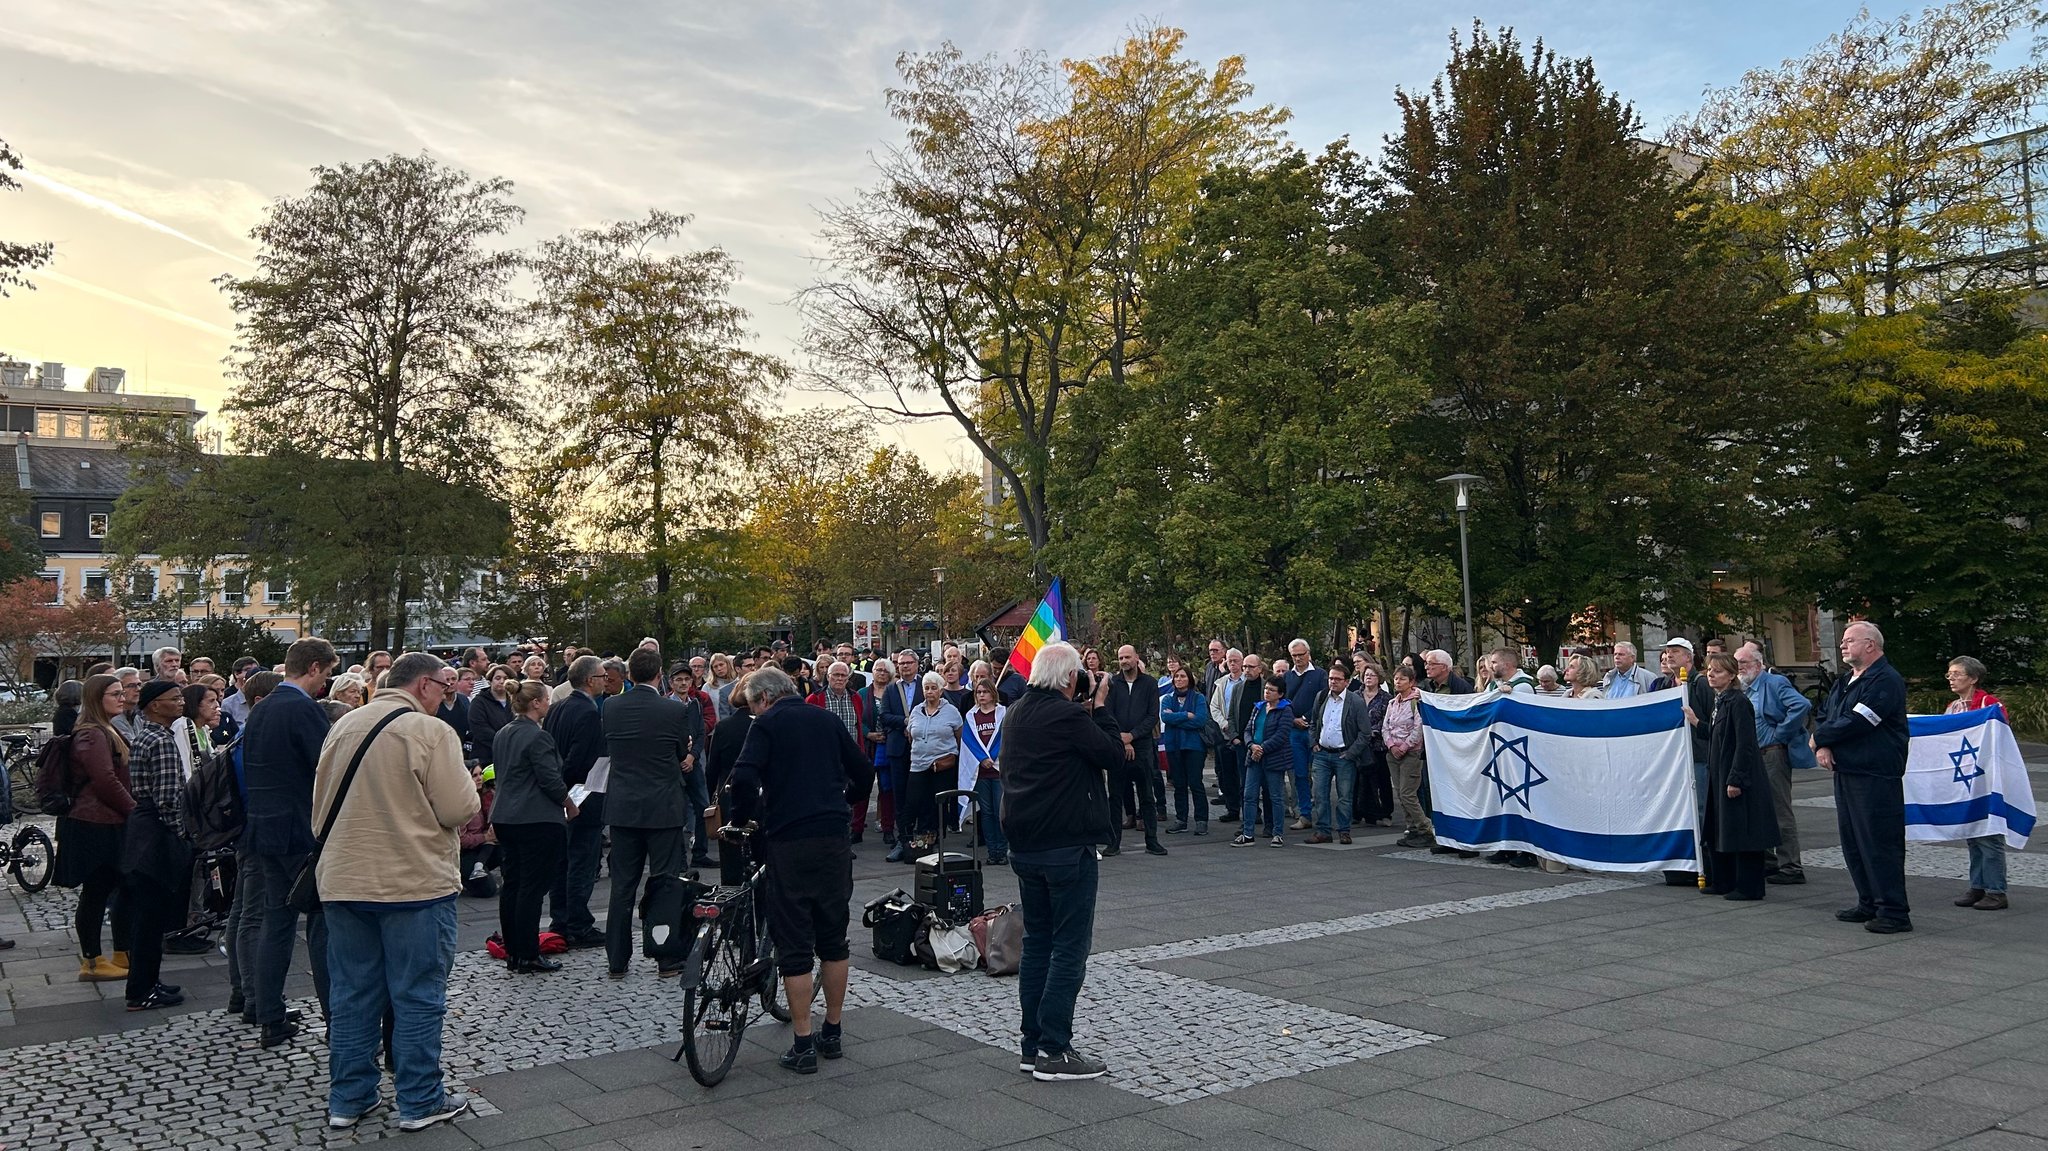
[1614,641,1638,658]
[115,666,141,682]
[1028,641,1082,689]
[1289,637,1310,651]
[1844,620,1885,648]
[1424,649,1453,666]
[1226,647,1243,659]
[749,666,797,703]
[969,659,990,679]
[827,661,850,675]
[920,670,945,692]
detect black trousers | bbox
[606,824,686,973]
[1106,752,1158,849]
[1835,770,1910,921]
[122,875,170,1002]
[495,822,565,961]
[1212,742,1242,818]
[76,866,129,958]
[1355,754,1393,823]
[1708,850,1767,898]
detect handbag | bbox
[930,921,979,973]
[932,753,960,774]
[119,794,192,891]
[969,903,1022,976]
[288,709,408,914]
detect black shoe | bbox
[566,931,607,949]
[1429,845,1457,855]
[1835,906,1877,923]
[882,833,896,846]
[850,831,864,845]
[1145,840,1169,856]
[1723,891,1763,901]
[1101,845,1121,857]
[1032,1049,1108,1081]
[780,1043,819,1074]
[1220,812,1241,823]
[513,957,563,973]
[1508,853,1537,869]
[1165,823,1188,835]
[260,1020,299,1046]
[815,1030,843,1059]
[1486,850,1514,864]
[162,934,212,955]
[156,983,182,995]
[1766,868,1807,885]
[988,854,1007,866]
[242,1008,303,1026]
[885,845,906,864]
[1865,918,1913,934]
[1455,850,1479,859]
[691,856,715,869]
[127,985,185,1012]
[1663,872,1698,886]
[1700,886,1732,897]
[226,993,244,1015]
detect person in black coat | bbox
[1103,646,1163,856]
[1653,638,1716,886]
[542,655,607,947]
[1696,653,1779,901]
[490,681,574,972]
[598,649,694,975]
[1353,667,1393,826]
[468,665,516,767]
[1813,621,1912,932]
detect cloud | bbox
[33,268,235,339]
[18,167,259,267]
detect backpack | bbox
[182,737,245,851]
[35,733,76,816]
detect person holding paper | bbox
[1813,621,1912,933]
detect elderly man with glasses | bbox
[1736,642,1813,885]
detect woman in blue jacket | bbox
[1233,679,1295,847]
[1159,666,1211,835]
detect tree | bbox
[737,414,873,648]
[1676,0,2048,673]
[0,136,53,297]
[531,211,783,653]
[217,153,526,649]
[1371,24,1796,657]
[803,27,1286,566]
[43,597,127,680]
[0,578,55,684]
[180,612,288,670]
[0,482,42,587]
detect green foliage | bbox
[0,135,53,297]
[180,613,288,670]
[0,482,41,587]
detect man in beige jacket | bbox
[312,652,480,1133]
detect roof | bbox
[979,599,1034,630]
[22,443,135,497]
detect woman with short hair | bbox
[1698,652,1778,901]
[904,670,964,853]
[1946,656,2009,911]
[491,680,576,972]
[1564,655,1606,700]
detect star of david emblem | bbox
[1482,732,1547,811]
[1950,737,1985,788]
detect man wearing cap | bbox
[1657,638,1715,887]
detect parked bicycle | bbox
[0,733,52,895]
[2,731,40,818]
[672,823,818,1087]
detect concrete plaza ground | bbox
[4,754,2047,1151]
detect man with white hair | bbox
[152,646,182,681]
[997,641,1119,1082]
[1813,621,1911,933]
[1282,639,1325,830]
[1601,641,1656,698]
[1736,642,1812,886]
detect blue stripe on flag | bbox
[1908,707,2009,737]
[1421,695,1685,739]
[1431,813,1696,865]
[1906,793,2038,838]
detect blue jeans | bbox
[686,767,711,861]
[1010,846,1097,1058]
[1167,749,1208,824]
[549,791,606,936]
[1289,730,1314,817]
[325,896,459,1122]
[1240,764,1287,838]
[253,851,328,1025]
[1968,834,2007,893]
[1311,750,1354,835]
[973,778,1008,857]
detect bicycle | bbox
[2,731,40,818]
[672,823,820,1087]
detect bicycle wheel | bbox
[7,757,37,818]
[760,924,790,1022]
[10,824,53,893]
[681,918,750,1087]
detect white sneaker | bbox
[328,1099,384,1130]
[397,1095,470,1131]
[1033,1049,1108,1081]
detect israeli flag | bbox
[1904,706,2037,849]
[1421,688,1699,872]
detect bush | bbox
[182,614,290,671]
[0,700,54,727]
[1909,684,2048,742]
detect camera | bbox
[1074,669,1094,699]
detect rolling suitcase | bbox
[915,788,984,923]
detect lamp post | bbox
[931,566,947,647]
[1437,473,1480,679]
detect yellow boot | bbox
[79,955,125,982]
[108,951,130,975]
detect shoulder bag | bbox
[288,709,407,914]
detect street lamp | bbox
[931,566,947,647]
[1437,473,1480,680]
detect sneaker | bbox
[1270,837,1284,848]
[1766,868,1807,886]
[1289,817,1312,831]
[1033,1049,1108,1081]
[1144,840,1169,856]
[816,1029,844,1059]
[1396,831,1432,849]
[1019,1051,1038,1073]
[1974,892,2009,911]
[1194,822,1208,836]
[126,986,185,1012]
[397,1095,470,1131]
[780,1043,819,1075]
[1165,822,1188,835]
[1864,918,1914,935]
[1338,833,1352,845]
[1231,834,1255,846]
[328,1099,385,1130]
[1835,906,1877,923]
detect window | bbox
[60,412,85,440]
[128,569,156,601]
[87,414,116,441]
[87,512,108,539]
[37,571,60,605]
[264,580,289,605]
[39,511,60,537]
[176,572,202,603]
[83,571,109,600]
[222,571,247,605]
[34,411,58,438]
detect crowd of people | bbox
[12,617,1999,1110]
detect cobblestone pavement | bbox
[6,764,2048,1150]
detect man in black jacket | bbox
[999,641,1118,1082]
[1103,645,1166,857]
[728,666,873,1074]
[1658,638,1716,886]
[1814,621,1912,933]
[544,655,607,947]
[600,649,695,976]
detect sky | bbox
[0,0,1889,469]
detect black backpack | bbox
[34,734,76,816]
[182,735,245,851]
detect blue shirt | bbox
[1605,674,1640,699]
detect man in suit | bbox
[545,655,608,947]
[1814,621,1912,933]
[879,649,922,863]
[241,636,338,1048]
[599,648,694,976]
[852,662,894,846]
[1305,661,1373,844]
[1104,645,1165,857]
[1282,639,1327,830]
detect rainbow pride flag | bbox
[1007,578,1067,679]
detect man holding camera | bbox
[998,641,1121,1082]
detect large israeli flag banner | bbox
[1904,706,2036,848]
[1421,688,1699,872]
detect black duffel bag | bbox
[862,887,927,966]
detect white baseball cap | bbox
[1661,637,1695,653]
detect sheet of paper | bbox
[585,756,611,794]
[568,784,590,807]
